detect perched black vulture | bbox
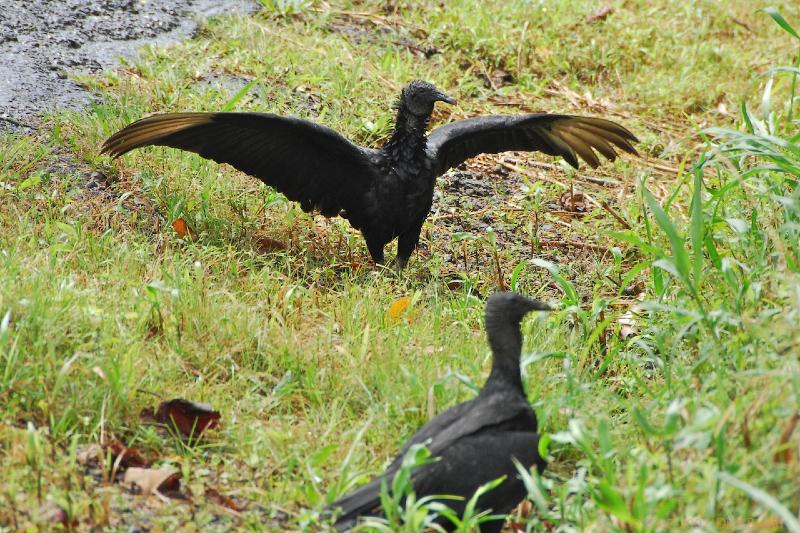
[102,80,637,268]
[328,292,550,532]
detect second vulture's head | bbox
[486,292,551,328]
[401,80,456,116]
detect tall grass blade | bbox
[761,7,800,40]
[718,472,800,533]
[221,79,257,112]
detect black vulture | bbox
[327,292,550,532]
[102,80,637,268]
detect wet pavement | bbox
[0,0,257,130]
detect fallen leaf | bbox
[586,5,614,23]
[106,440,150,468]
[560,190,587,213]
[124,466,181,494]
[616,296,646,340]
[774,412,800,464]
[254,236,286,254]
[91,366,106,380]
[506,499,533,531]
[443,275,483,298]
[617,310,638,339]
[206,487,241,512]
[155,398,221,439]
[486,68,513,88]
[387,296,411,321]
[76,440,150,468]
[76,444,104,465]
[171,217,197,239]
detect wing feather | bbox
[428,114,638,174]
[102,112,377,216]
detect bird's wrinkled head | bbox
[401,80,456,116]
[485,292,551,326]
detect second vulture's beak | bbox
[436,91,457,105]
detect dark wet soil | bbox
[0,0,258,131]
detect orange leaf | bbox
[171,218,196,239]
[387,296,411,321]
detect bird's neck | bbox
[382,100,431,161]
[484,315,524,392]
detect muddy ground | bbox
[0,0,258,131]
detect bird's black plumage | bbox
[327,292,551,532]
[102,80,638,268]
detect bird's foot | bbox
[394,255,408,271]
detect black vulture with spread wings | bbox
[102,80,637,269]
[327,292,551,532]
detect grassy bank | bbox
[1,0,799,530]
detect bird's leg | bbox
[395,223,423,271]
[364,234,386,266]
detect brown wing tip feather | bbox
[551,116,639,168]
[101,113,216,158]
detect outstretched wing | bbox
[102,112,378,217]
[427,114,638,175]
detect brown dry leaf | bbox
[155,398,221,439]
[255,236,286,254]
[124,466,181,494]
[106,440,150,468]
[505,499,534,531]
[387,296,411,321]
[76,440,150,468]
[560,190,587,213]
[488,68,513,88]
[76,444,104,465]
[617,297,646,340]
[774,412,800,464]
[171,217,197,239]
[206,487,241,512]
[586,6,614,23]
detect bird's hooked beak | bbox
[520,296,552,314]
[435,90,457,106]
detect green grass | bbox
[2,0,800,530]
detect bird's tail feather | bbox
[326,475,390,531]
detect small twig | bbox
[583,175,621,187]
[729,16,754,34]
[639,157,683,175]
[601,201,632,230]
